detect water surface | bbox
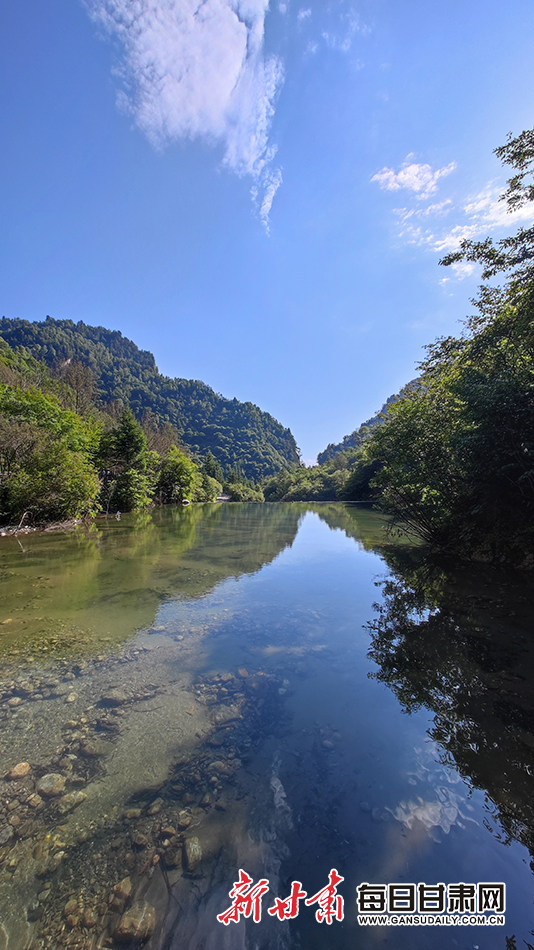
[0,503,533,949]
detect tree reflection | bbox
[366,554,534,868]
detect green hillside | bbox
[316,384,417,464]
[0,317,299,479]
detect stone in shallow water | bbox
[184,836,202,871]
[57,790,87,814]
[147,797,163,815]
[101,688,128,706]
[36,773,66,797]
[0,826,14,845]
[80,739,110,758]
[7,762,31,780]
[114,901,156,944]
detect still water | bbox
[0,503,533,949]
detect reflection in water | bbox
[0,504,303,658]
[0,504,533,950]
[366,551,534,870]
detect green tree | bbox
[0,386,100,524]
[366,126,534,562]
[99,409,153,512]
[202,449,224,483]
[156,445,200,504]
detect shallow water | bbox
[0,503,533,949]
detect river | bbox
[0,503,533,949]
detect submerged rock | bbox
[114,901,156,944]
[6,762,31,780]
[184,836,202,871]
[36,773,66,797]
[101,688,128,706]
[57,790,87,814]
[0,826,14,845]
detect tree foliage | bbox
[0,316,300,480]
[0,383,101,524]
[366,127,534,564]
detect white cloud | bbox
[297,7,311,20]
[394,199,452,224]
[251,165,283,233]
[424,187,534,259]
[372,156,457,200]
[86,0,283,227]
[388,179,534,280]
[322,6,367,53]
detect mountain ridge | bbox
[0,316,300,479]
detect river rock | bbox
[101,688,128,706]
[7,762,31,780]
[83,908,98,928]
[212,705,241,726]
[114,876,133,902]
[132,832,149,848]
[36,773,66,797]
[57,790,87,814]
[0,826,14,845]
[80,739,110,758]
[63,898,78,917]
[114,901,156,944]
[163,846,182,869]
[147,797,163,816]
[184,836,202,871]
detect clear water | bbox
[0,503,533,949]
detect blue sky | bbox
[2,0,534,462]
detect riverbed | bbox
[0,503,533,949]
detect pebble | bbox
[115,876,133,901]
[147,798,163,816]
[101,688,128,706]
[65,693,77,703]
[6,762,31,780]
[0,826,14,845]
[184,836,202,871]
[114,901,156,944]
[132,832,149,848]
[83,909,98,928]
[36,773,66,797]
[57,790,87,815]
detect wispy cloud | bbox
[401,185,534,260]
[374,155,534,280]
[322,6,367,53]
[372,155,457,200]
[297,7,311,21]
[86,0,284,228]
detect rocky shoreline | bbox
[0,634,289,950]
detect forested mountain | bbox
[317,400,393,465]
[317,387,416,465]
[0,317,299,479]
